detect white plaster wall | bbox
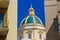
[6,0,17,40]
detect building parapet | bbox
[45,0,57,7]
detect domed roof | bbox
[20,5,43,26]
[21,15,43,25]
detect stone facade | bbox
[45,0,60,40]
[0,0,17,40]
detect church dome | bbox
[20,5,43,26]
[21,15,43,25]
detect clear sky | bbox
[18,0,45,28]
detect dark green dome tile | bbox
[26,16,34,24]
[35,16,41,24]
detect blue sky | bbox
[18,0,45,28]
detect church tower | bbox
[19,5,46,40]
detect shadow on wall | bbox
[0,35,6,40]
[46,15,60,40]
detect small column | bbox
[23,30,26,39]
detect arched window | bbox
[28,33,31,39]
[26,30,32,39]
[39,34,42,40]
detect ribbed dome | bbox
[20,5,43,26]
[21,15,43,25]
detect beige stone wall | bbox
[58,13,60,37]
[45,0,58,33]
[57,1,60,11]
[23,29,46,40]
[57,1,60,37]
[6,0,17,40]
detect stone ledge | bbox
[45,0,57,6]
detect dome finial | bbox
[28,4,35,16]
